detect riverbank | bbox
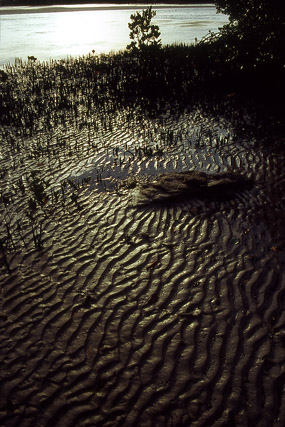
[0,4,229,66]
[0,3,207,14]
[0,51,285,426]
[0,1,212,7]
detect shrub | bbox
[127,6,161,52]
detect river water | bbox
[0,3,228,65]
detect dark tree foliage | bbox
[193,0,285,101]
[213,0,285,66]
[215,0,284,23]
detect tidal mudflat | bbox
[0,53,284,426]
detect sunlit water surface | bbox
[0,3,228,65]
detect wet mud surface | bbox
[0,103,285,426]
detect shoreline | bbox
[0,3,215,14]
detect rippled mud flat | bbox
[0,103,285,427]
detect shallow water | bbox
[0,3,228,65]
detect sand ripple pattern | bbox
[0,109,285,427]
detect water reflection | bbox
[0,5,228,64]
[50,10,127,56]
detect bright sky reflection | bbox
[50,10,125,55]
[0,5,228,65]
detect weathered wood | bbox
[134,171,252,205]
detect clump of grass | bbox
[28,170,50,207]
[0,237,11,274]
[7,45,285,138]
[1,45,270,142]
[30,220,44,250]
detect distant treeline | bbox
[0,1,212,7]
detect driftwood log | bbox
[133,171,252,205]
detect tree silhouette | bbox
[127,6,161,52]
[213,0,285,68]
